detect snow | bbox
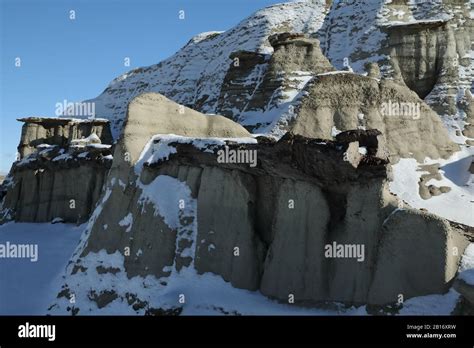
[380,18,450,28]
[397,289,460,315]
[0,222,83,314]
[331,126,342,137]
[239,71,315,138]
[459,243,474,272]
[49,248,370,315]
[389,146,474,226]
[37,144,53,150]
[135,134,257,174]
[0,211,468,315]
[67,0,330,139]
[118,213,133,233]
[458,269,474,286]
[52,153,73,162]
[137,175,194,230]
[70,133,102,147]
[319,0,388,73]
[16,153,37,166]
[190,31,224,44]
[458,243,474,285]
[87,143,111,149]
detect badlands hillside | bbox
[1,0,474,315]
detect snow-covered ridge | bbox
[135,134,258,174]
[75,0,331,139]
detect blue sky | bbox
[0,0,284,173]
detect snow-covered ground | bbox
[390,146,474,226]
[0,221,472,315]
[0,222,83,315]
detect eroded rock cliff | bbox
[46,93,469,315]
[0,118,113,224]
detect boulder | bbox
[368,209,469,305]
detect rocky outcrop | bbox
[44,0,471,150]
[291,72,459,162]
[234,32,335,132]
[0,143,112,224]
[75,0,332,138]
[1,164,109,224]
[319,0,473,135]
[267,32,335,73]
[0,118,113,224]
[123,92,251,163]
[17,117,112,158]
[215,51,269,120]
[215,30,459,162]
[47,93,468,314]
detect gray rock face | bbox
[268,33,335,73]
[0,148,111,224]
[260,179,330,302]
[368,209,469,305]
[195,167,265,290]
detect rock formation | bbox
[75,0,333,139]
[291,72,459,162]
[1,0,472,315]
[17,117,112,158]
[0,118,113,224]
[39,0,470,157]
[44,93,469,315]
[319,0,474,143]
